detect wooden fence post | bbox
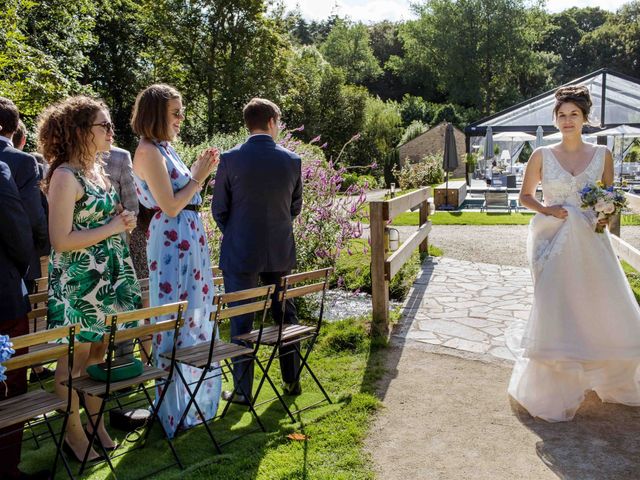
[419,198,429,254]
[610,211,621,237]
[370,201,389,338]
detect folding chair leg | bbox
[174,364,222,453]
[43,411,75,480]
[222,358,266,433]
[252,355,296,423]
[293,342,332,404]
[79,398,117,477]
[140,382,184,469]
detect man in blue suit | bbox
[212,98,303,404]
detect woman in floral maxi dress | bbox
[41,96,141,461]
[131,84,221,437]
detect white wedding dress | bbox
[507,145,640,422]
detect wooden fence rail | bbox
[610,192,640,269]
[370,187,432,338]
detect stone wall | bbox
[398,122,467,178]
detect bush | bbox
[391,154,444,189]
[341,173,379,191]
[319,318,368,353]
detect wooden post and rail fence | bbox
[610,192,640,270]
[369,187,432,338]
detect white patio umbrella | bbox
[535,126,544,148]
[596,125,640,179]
[484,126,494,162]
[493,132,536,168]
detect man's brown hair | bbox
[131,84,181,141]
[0,97,20,135]
[243,98,281,132]
[12,120,26,147]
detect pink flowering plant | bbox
[580,182,627,233]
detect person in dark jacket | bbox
[0,99,48,292]
[0,160,48,480]
[212,98,303,404]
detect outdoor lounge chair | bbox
[481,190,511,213]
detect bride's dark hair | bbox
[553,85,592,122]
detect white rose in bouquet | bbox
[603,203,615,215]
[594,199,607,212]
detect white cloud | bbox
[281,0,631,23]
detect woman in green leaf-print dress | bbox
[40,96,140,462]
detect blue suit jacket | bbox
[0,139,48,280]
[0,161,34,323]
[212,135,303,273]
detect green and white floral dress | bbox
[47,168,141,343]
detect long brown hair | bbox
[38,96,107,193]
[130,84,181,141]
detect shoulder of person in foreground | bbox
[275,144,301,162]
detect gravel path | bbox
[386,224,640,268]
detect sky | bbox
[280,0,631,24]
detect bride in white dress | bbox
[507,85,640,422]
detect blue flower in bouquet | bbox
[0,335,15,383]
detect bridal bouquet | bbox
[580,182,627,233]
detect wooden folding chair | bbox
[234,268,333,423]
[68,301,187,478]
[0,324,79,479]
[164,285,274,452]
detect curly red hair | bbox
[38,96,108,193]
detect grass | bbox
[20,317,386,480]
[388,212,640,227]
[334,238,442,301]
[621,260,640,304]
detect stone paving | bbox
[396,256,533,361]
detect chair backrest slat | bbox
[28,291,48,306]
[220,285,274,304]
[33,277,48,293]
[110,301,188,324]
[279,281,326,301]
[213,276,224,286]
[4,324,78,372]
[211,265,222,276]
[11,324,77,350]
[283,268,332,285]
[216,299,272,320]
[5,345,68,371]
[114,320,178,343]
[27,306,47,321]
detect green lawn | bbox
[21,318,385,480]
[388,211,640,227]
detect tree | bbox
[149,0,293,139]
[396,0,548,114]
[365,21,405,99]
[0,0,97,117]
[82,0,154,150]
[320,19,382,85]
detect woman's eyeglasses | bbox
[172,107,186,119]
[92,121,114,133]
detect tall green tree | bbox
[0,0,96,117]
[149,0,292,140]
[320,19,382,85]
[396,0,548,114]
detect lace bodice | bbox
[541,145,605,207]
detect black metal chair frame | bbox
[69,301,187,479]
[165,285,275,453]
[236,268,333,423]
[0,324,78,479]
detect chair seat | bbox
[0,389,66,429]
[162,340,254,368]
[234,324,316,346]
[68,366,168,397]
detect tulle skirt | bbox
[507,206,640,421]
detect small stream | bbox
[321,289,401,322]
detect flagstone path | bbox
[396,256,531,361]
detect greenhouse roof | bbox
[465,69,640,137]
